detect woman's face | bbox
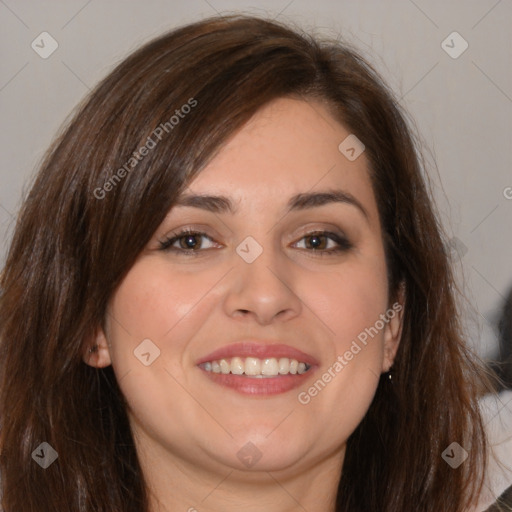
[87,97,403,480]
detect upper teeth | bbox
[202,357,310,377]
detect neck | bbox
[135,433,344,512]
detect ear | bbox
[82,327,112,368]
[382,282,405,373]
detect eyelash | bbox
[158,229,353,256]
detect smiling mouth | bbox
[199,357,312,377]
[196,342,318,395]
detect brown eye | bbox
[305,234,328,250]
[177,234,201,249]
[159,230,218,253]
[294,231,352,254]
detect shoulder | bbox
[477,391,512,511]
[483,483,512,511]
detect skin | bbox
[85,97,404,511]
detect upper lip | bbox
[196,341,319,366]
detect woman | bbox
[0,14,493,511]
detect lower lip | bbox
[199,368,316,395]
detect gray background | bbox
[1,0,510,358]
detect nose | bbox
[222,241,303,326]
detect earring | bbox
[385,368,394,383]
[88,345,99,354]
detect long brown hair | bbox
[0,14,489,511]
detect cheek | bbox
[104,261,231,449]
[295,256,389,436]
[309,256,389,353]
[110,265,192,336]
[107,259,223,359]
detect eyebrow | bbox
[174,189,369,220]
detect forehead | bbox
[181,97,378,222]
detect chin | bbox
[223,428,315,473]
